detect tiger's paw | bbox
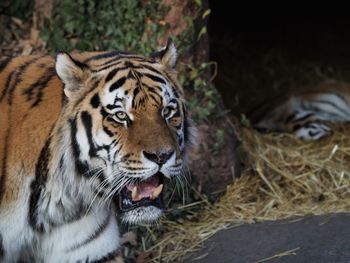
[295,123,331,140]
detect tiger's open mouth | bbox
[118,172,165,213]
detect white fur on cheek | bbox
[76,124,91,161]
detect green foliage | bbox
[182,62,221,121]
[212,128,225,150]
[41,0,167,53]
[40,0,220,122]
[4,0,34,19]
[240,114,251,127]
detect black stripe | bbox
[0,233,3,258]
[147,86,161,94]
[172,110,181,119]
[22,67,56,107]
[171,85,180,98]
[309,129,321,137]
[311,99,350,118]
[100,108,108,118]
[90,250,119,263]
[131,86,141,108]
[0,57,38,104]
[178,134,183,146]
[291,112,314,123]
[292,124,302,131]
[120,153,131,162]
[142,83,162,92]
[52,198,85,226]
[90,93,100,108]
[105,68,118,82]
[103,126,114,137]
[59,156,64,170]
[121,166,146,171]
[149,93,161,105]
[119,55,154,61]
[173,124,182,130]
[81,111,96,157]
[92,54,157,72]
[138,63,164,76]
[70,117,91,176]
[109,77,126,92]
[143,73,166,85]
[93,62,128,72]
[335,93,349,106]
[114,96,123,104]
[0,124,11,205]
[124,61,133,67]
[103,62,164,77]
[284,111,297,123]
[132,87,141,107]
[29,137,51,232]
[112,138,122,160]
[106,104,120,110]
[169,98,178,105]
[67,212,111,252]
[72,78,102,109]
[0,58,33,203]
[0,57,12,72]
[62,53,88,69]
[83,51,125,63]
[294,121,314,131]
[97,57,122,68]
[0,71,14,103]
[102,145,111,162]
[127,69,136,80]
[92,56,157,73]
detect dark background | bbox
[208,3,350,116]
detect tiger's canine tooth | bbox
[152,184,163,199]
[131,186,138,200]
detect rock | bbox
[189,116,241,194]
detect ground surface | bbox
[189,213,350,263]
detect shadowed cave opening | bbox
[208,3,350,117]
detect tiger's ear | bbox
[55,52,89,98]
[152,38,177,68]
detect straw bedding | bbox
[144,123,350,262]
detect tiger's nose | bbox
[143,150,174,165]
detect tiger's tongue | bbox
[126,176,160,201]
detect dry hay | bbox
[145,124,350,262]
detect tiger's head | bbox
[55,40,193,224]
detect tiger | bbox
[249,81,350,140]
[0,39,194,262]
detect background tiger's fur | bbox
[0,40,193,262]
[249,82,350,140]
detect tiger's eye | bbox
[163,107,171,117]
[116,111,127,120]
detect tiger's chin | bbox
[117,172,166,224]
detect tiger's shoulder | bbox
[0,55,60,108]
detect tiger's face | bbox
[56,40,192,224]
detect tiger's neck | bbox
[28,114,108,232]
